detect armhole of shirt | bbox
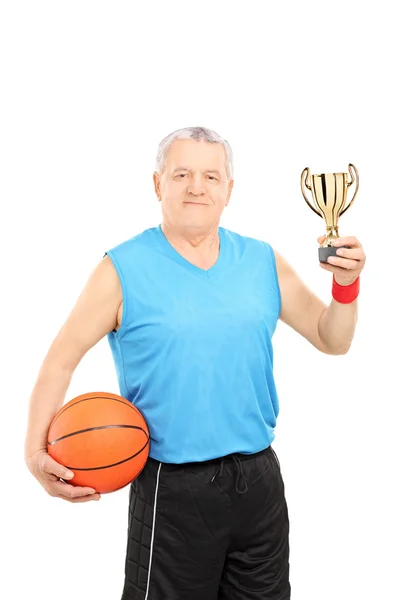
[103,249,127,337]
[264,242,282,318]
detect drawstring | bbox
[210,454,249,494]
[211,457,225,482]
[232,455,248,494]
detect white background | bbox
[1,1,399,599]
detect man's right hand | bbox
[26,449,101,502]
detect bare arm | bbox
[24,255,122,500]
[274,250,358,355]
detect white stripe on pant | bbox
[144,462,162,600]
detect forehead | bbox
[165,139,227,171]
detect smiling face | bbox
[153,138,234,234]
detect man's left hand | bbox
[318,236,366,286]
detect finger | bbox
[42,454,75,481]
[326,256,360,270]
[317,235,326,244]
[319,262,353,277]
[332,236,360,248]
[334,247,365,260]
[48,480,97,498]
[60,493,101,503]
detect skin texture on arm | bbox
[274,235,365,355]
[24,255,122,502]
[274,250,340,354]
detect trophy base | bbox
[319,245,349,263]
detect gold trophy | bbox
[301,164,359,262]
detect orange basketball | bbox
[47,392,150,493]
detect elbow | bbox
[330,346,351,356]
[321,342,352,356]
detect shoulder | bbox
[105,226,159,258]
[102,227,159,284]
[220,226,274,254]
[221,228,283,276]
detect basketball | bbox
[47,392,150,493]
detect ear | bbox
[225,179,234,206]
[153,172,161,201]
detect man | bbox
[24,126,366,599]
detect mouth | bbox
[184,202,208,206]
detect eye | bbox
[175,173,188,179]
[206,175,218,181]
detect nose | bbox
[187,174,206,196]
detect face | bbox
[153,139,234,234]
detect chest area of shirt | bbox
[126,270,279,341]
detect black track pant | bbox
[121,444,290,599]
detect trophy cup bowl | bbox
[301,164,359,262]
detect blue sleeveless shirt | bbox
[105,225,281,464]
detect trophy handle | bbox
[341,163,359,215]
[301,167,324,218]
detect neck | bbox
[160,222,220,252]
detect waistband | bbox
[149,445,273,495]
[210,446,272,494]
[149,445,270,469]
[185,445,270,468]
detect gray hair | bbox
[155,126,233,179]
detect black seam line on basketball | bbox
[52,395,143,425]
[51,395,143,426]
[65,439,150,471]
[48,424,148,445]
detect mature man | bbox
[25,126,366,599]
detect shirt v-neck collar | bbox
[155,224,225,281]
